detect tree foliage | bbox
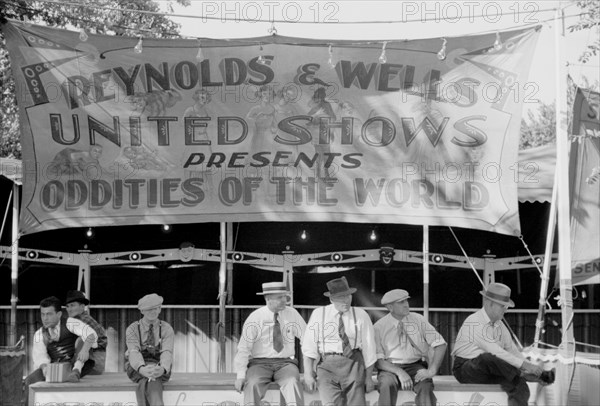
[0,0,188,158]
[568,0,600,63]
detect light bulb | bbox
[195,40,204,62]
[257,44,266,65]
[437,38,447,60]
[493,32,502,51]
[162,224,171,233]
[79,28,89,42]
[379,41,388,64]
[300,230,307,240]
[328,44,335,69]
[134,37,143,54]
[369,230,377,241]
[85,228,94,239]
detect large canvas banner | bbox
[570,88,600,285]
[2,22,540,235]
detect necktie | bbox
[338,312,353,357]
[399,320,422,355]
[146,323,155,347]
[273,313,284,352]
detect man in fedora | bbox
[452,283,555,406]
[302,276,377,406]
[65,290,107,379]
[125,293,174,406]
[234,281,306,405]
[374,289,447,406]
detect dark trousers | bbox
[23,344,95,406]
[317,350,366,406]
[126,364,171,406]
[377,360,436,406]
[453,354,530,406]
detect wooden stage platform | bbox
[29,372,537,406]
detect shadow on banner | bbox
[0,337,25,406]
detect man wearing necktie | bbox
[125,293,174,406]
[374,289,447,406]
[24,296,99,405]
[452,283,555,406]
[234,282,306,405]
[302,276,377,406]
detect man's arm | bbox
[32,329,50,373]
[375,358,413,390]
[66,317,98,363]
[233,313,260,392]
[156,322,175,377]
[302,355,317,391]
[415,343,447,382]
[125,323,145,372]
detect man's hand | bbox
[304,372,317,392]
[521,360,543,377]
[76,350,90,363]
[365,376,376,393]
[149,365,165,379]
[414,368,436,383]
[395,367,413,391]
[138,365,154,379]
[234,378,246,393]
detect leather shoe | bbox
[66,369,80,383]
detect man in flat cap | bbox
[374,289,447,406]
[234,281,307,405]
[302,276,377,406]
[452,283,555,406]
[125,293,174,406]
[65,290,107,378]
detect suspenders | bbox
[319,307,358,357]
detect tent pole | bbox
[554,3,576,383]
[423,225,429,321]
[218,222,227,372]
[534,171,559,348]
[9,183,19,346]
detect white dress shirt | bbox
[375,312,446,364]
[234,305,307,379]
[302,304,377,368]
[452,308,524,368]
[32,317,98,370]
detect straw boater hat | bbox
[323,276,357,297]
[256,282,289,295]
[65,290,90,305]
[381,289,410,305]
[480,283,515,308]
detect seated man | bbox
[24,296,98,404]
[375,289,447,406]
[234,282,306,406]
[125,293,174,406]
[452,283,555,406]
[65,290,108,377]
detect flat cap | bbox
[138,293,163,310]
[381,289,410,305]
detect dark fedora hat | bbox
[65,290,90,305]
[323,276,357,297]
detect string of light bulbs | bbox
[13,0,570,25]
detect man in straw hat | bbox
[234,281,306,405]
[125,293,174,406]
[452,283,555,406]
[302,276,377,406]
[374,289,447,406]
[65,290,107,379]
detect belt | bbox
[323,352,344,357]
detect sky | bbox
[160,0,599,105]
